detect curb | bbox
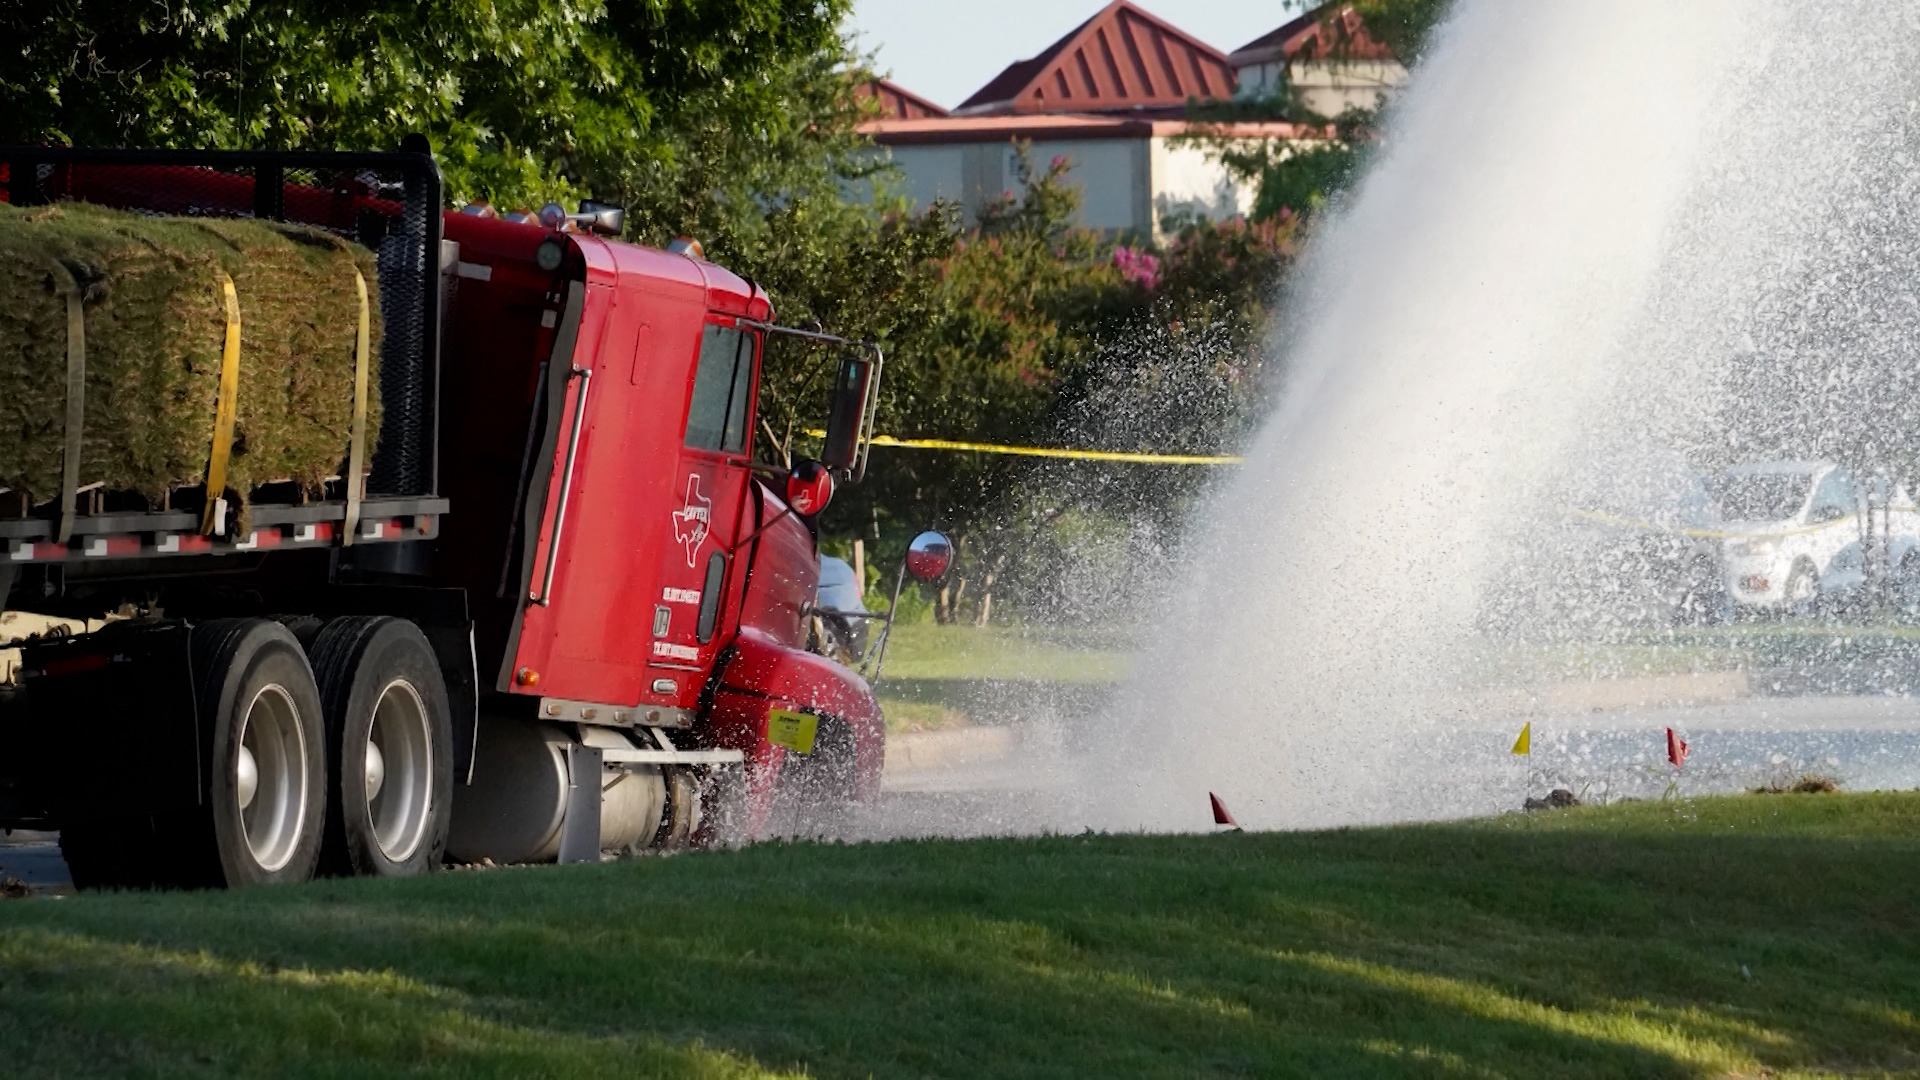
[884,726,1018,774]
[1480,670,1750,714]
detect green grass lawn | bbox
[876,623,1131,684]
[4,793,1919,1077]
[874,623,1128,732]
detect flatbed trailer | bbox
[0,145,926,889]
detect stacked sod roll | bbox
[0,201,382,509]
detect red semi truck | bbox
[0,147,947,888]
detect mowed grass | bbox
[876,623,1128,731]
[877,623,1130,684]
[2,794,1918,1078]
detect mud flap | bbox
[11,621,202,824]
[556,742,603,864]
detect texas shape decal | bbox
[671,474,712,567]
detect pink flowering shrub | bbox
[1111,246,1162,291]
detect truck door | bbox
[1807,467,1857,572]
[650,320,760,678]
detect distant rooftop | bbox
[861,113,1320,145]
[954,0,1236,116]
[856,78,949,121]
[1228,3,1398,68]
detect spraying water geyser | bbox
[1073,0,1920,832]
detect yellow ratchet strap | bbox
[52,263,87,543]
[342,268,372,546]
[202,272,243,536]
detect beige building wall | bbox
[1236,59,1407,117]
[1148,137,1258,239]
[869,136,1264,241]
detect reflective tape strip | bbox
[801,429,1243,465]
[52,263,87,543]
[343,268,372,547]
[202,272,244,536]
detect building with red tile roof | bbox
[1228,4,1407,118]
[857,3,1336,240]
[856,78,949,121]
[953,0,1236,117]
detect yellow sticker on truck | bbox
[766,709,819,755]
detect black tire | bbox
[658,767,702,849]
[193,619,328,887]
[310,617,452,878]
[774,714,856,839]
[1784,561,1818,615]
[271,614,326,652]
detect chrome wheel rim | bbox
[366,679,433,862]
[238,684,308,873]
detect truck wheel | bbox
[311,617,452,877]
[1784,562,1817,613]
[659,767,703,848]
[193,619,328,887]
[776,715,857,839]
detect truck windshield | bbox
[1716,472,1811,522]
[685,325,757,454]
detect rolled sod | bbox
[0,201,381,507]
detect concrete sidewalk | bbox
[884,726,1019,775]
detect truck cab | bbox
[433,210,886,857]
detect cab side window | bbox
[1810,468,1855,522]
[684,325,756,454]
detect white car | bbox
[1716,461,1920,610]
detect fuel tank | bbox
[447,715,668,864]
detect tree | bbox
[3,0,853,215]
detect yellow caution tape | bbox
[1565,507,1735,540]
[202,272,243,536]
[801,430,1243,465]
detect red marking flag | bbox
[1666,727,1689,769]
[1210,792,1241,829]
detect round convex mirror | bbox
[904,531,953,583]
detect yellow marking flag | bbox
[1510,722,1532,756]
[767,709,819,755]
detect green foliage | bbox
[2,0,853,217]
[1349,0,1456,63]
[793,158,1295,624]
[802,152,1141,553]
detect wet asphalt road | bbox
[7,693,1918,893]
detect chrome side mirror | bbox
[905,531,953,582]
[864,529,955,688]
